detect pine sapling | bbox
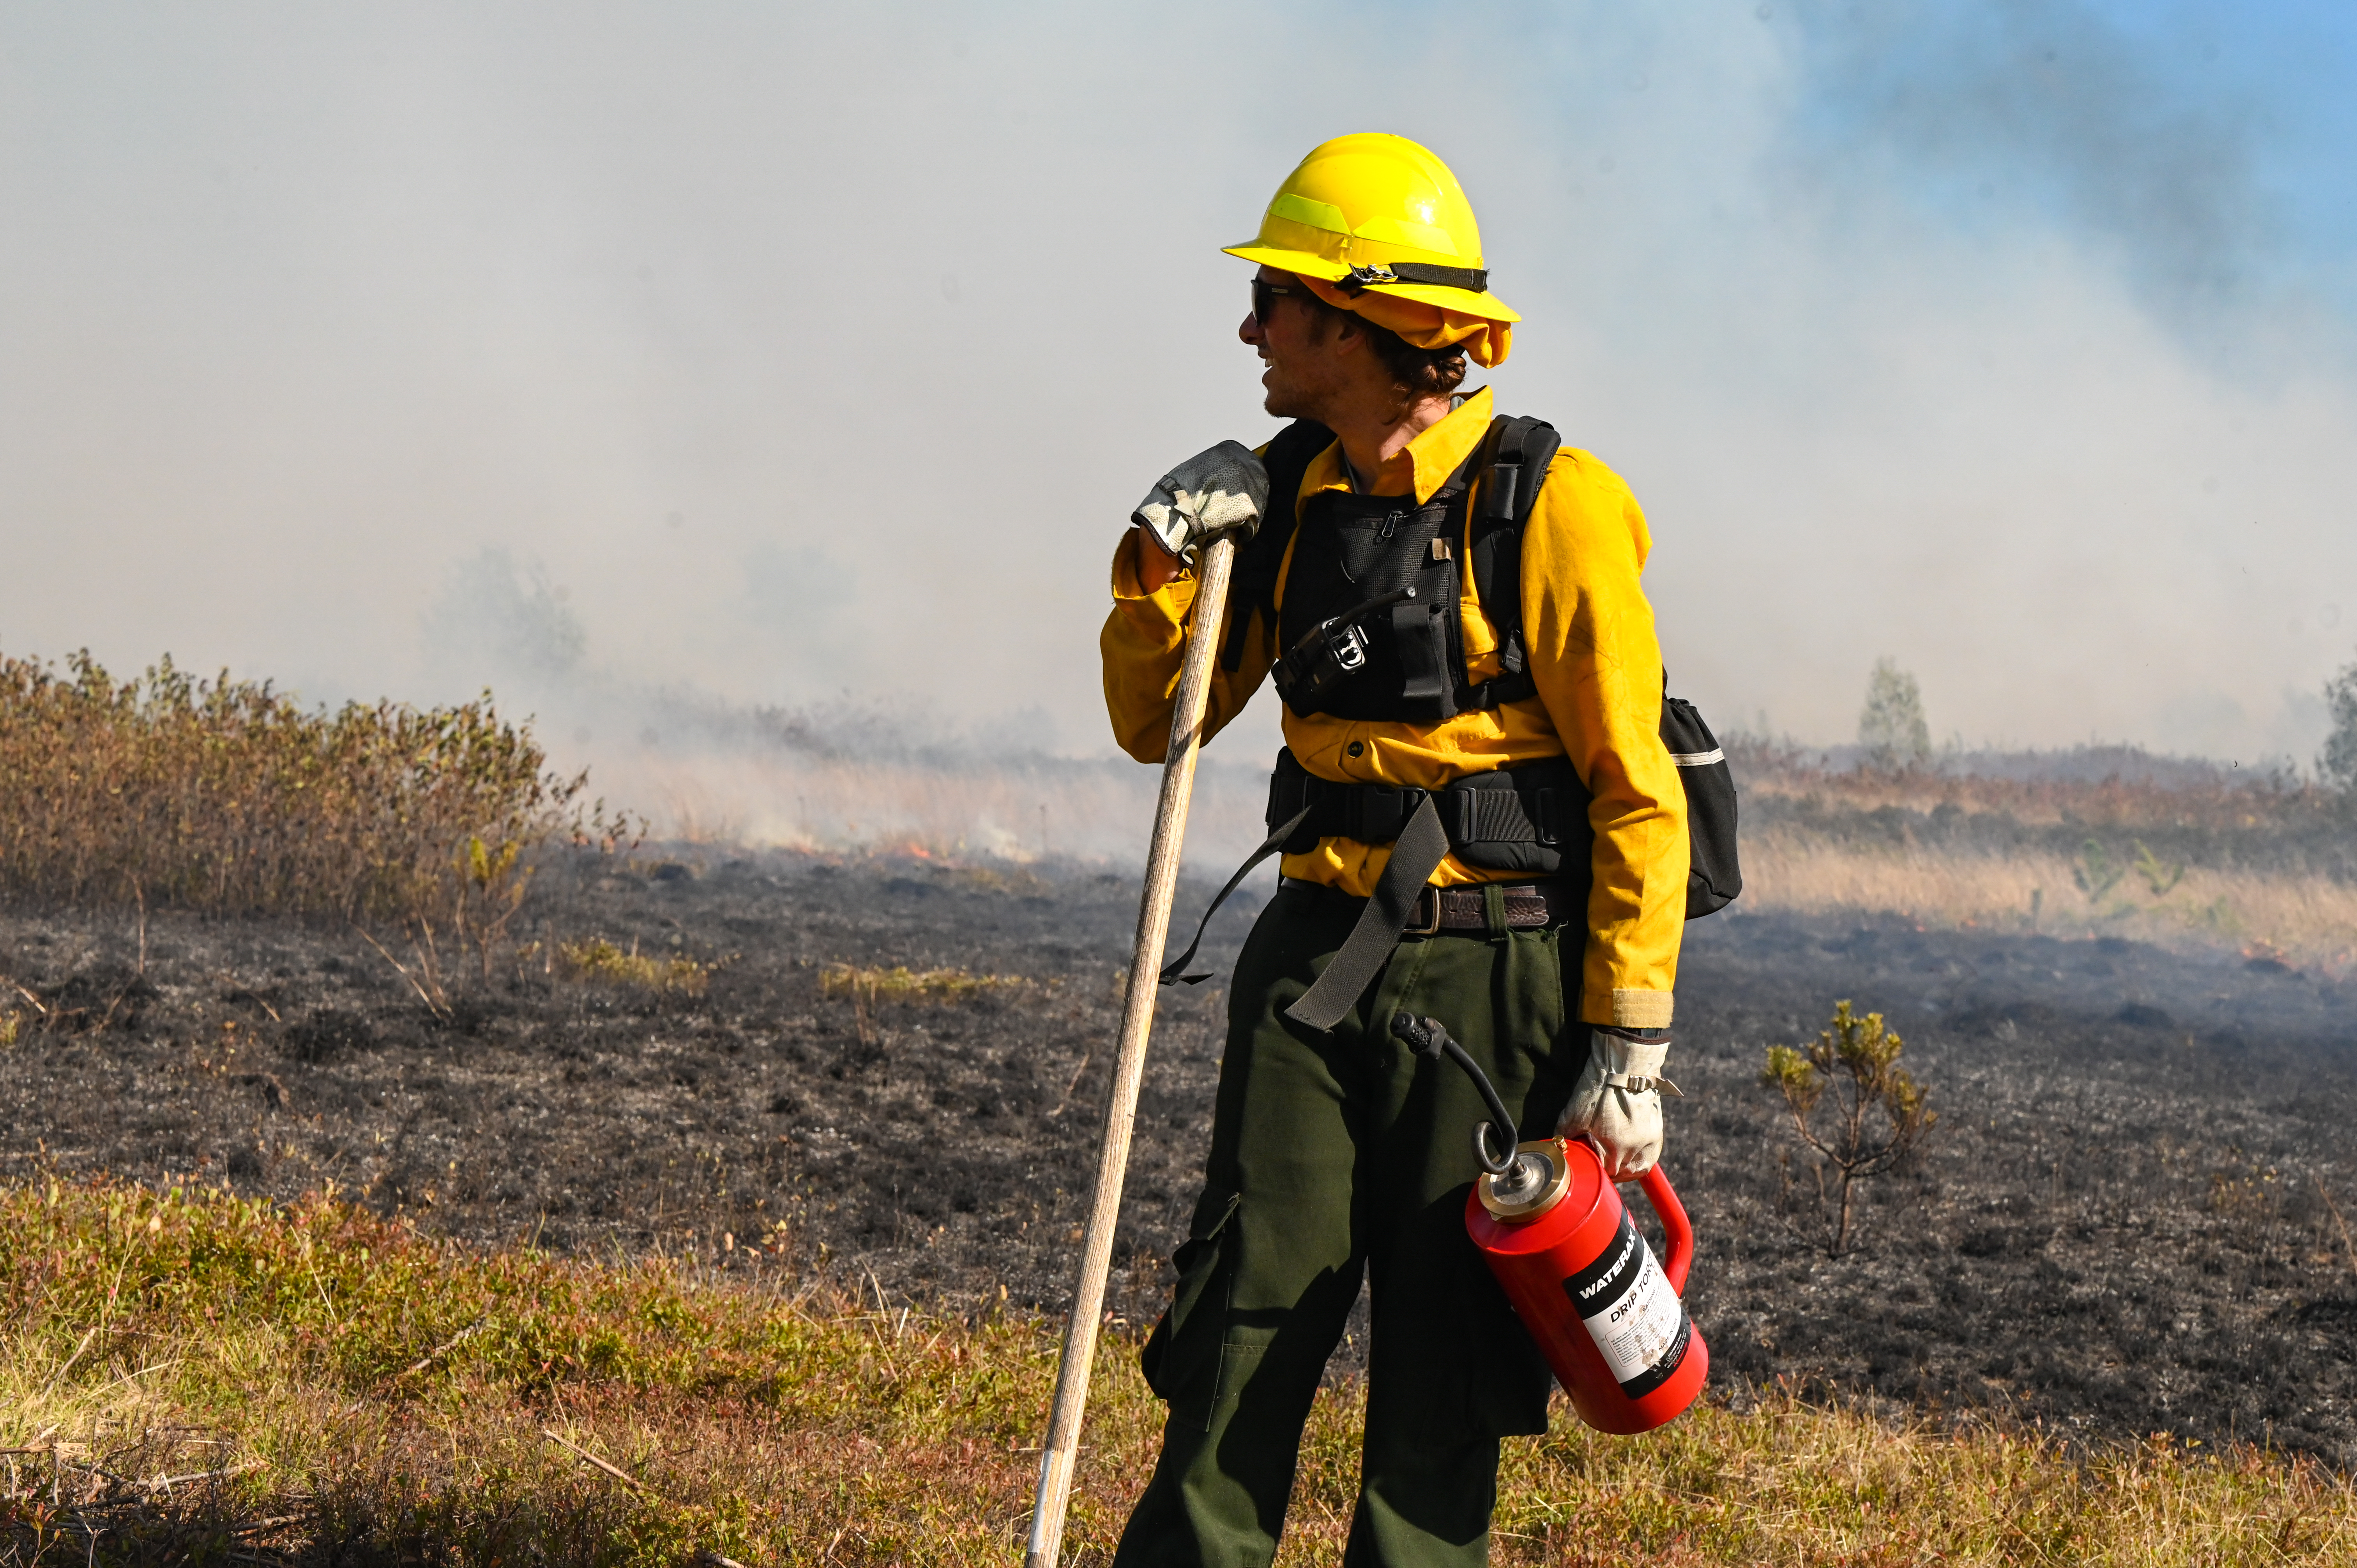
[2073,839,2124,904]
[1762,999,1935,1256]
[2133,839,2185,898]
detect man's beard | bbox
[1259,359,1311,420]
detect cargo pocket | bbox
[1139,1189,1240,1432]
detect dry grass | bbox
[1742,829,2357,969]
[0,1177,2348,1565]
[0,649,622,922]
[1721,737,2357,966]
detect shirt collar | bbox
[1304,385,1495,506]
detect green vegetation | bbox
[2074,837,2127,905]
[2073,838,2186,918]
[0,648,625,924]
[1763,1000,1936,1256]
[558,937,727,995]
[818,962,1027,1001]
[2133,839,2187,898]
[1,1176,2346,1565]
[819,963,1032,1051]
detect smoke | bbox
[422,549,588,694]
[1791,3,2274,335]
[4,0,2356,850]
[415,548,1276,869]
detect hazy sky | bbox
[5,0,2356,778]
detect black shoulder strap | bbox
[1467,414,1561,686]
[1222,419,1334,671]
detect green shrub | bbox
[0,648,624,923]
[1763,1000,1936,1256]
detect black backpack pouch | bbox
[1662,696,1741,918]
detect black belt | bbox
[1279,876,1576,933]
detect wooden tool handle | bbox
[1025,531,1237,1568]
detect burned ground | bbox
[1,850,2352,1466]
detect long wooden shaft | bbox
[1025,533,1237,1568]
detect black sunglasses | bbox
[1250,277,1301,322]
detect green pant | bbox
[1114,881,1584,1568]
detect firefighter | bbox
[1100,133,1687,1566]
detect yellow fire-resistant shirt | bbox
[1101,387,1685,1028]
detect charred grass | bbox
[2,730,2355,1559]
[1,1176,2349,1567]
[4,849,2355,1475]
[10,664,2356,1554]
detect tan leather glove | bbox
[1555,1027,1681,1180]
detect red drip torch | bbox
[1394,1013,1710,1434]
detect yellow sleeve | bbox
[1099,530,1278,764]
[1517,450,1687,1028]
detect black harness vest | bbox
[1245,416,1558,723]
[1276,456,1478,721]
[1163,412,1744,1030]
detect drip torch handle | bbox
[1636,1164,1694,1294]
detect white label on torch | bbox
[1562,1210,1692,1397]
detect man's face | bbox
[1240,268,1351,421]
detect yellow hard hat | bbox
[1223,132,1519,324]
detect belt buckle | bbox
[1406,887,1444,936]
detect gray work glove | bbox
[1133,441,1269,564]
[1555,1027,1682,1181]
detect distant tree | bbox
[2320,657,2357,796]
[421,547,588,693]
[1857,656,1931,767]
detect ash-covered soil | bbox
[2,850,2353,1464]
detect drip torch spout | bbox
[1391,1012,1519,1175]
